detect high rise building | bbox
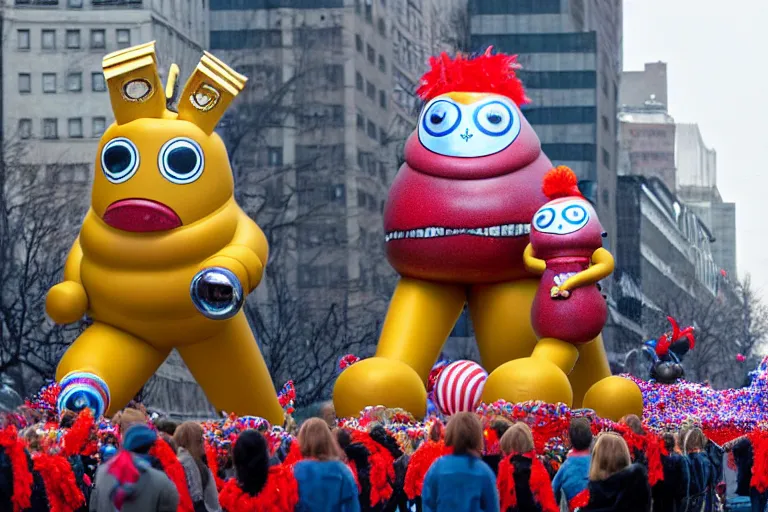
[468,0,622,257]
[2,0,209,184]
[619,61,667,109]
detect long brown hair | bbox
[589,433,631,481]
[298,418,343,461]
[174,421,210,487]
[444,412,484,456]
[500,422,534,455]
[684,428,707,454]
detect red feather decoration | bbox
[350,430,396,506]
[404,440,451,499]
[62,409,95,457]
[150,439,195,512]
[282,440,304,467]
[219,465,299,512]
[205,442,225,492]
[32,453,85,512]
[416,47,529,105]
[570,489,590,510]
[497,452,558,512]
[0,426,33,512]
[749,430,768,493]
[542,166,582,200]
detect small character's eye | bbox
[421,100,461,137]
[534,207,555,230]
[487,112,503,124]
[562,204,588,224]
[158,137,204,185]
[474,100,514,136]
[101,137,139,184]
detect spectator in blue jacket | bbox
[294,418,360,512]
[422,412,499,512]
[552,418,593,508]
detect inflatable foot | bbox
[58,371,111,417]
[481,357,573,406]
[333,357,426,418]
[582,375,643,421]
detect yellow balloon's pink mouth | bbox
[103,198,182,232]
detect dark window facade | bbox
[470,0,561,15]
[471,32,597,54]
[450,308,471,337]
[522,106,596,125]
[541,143,596,162]
[516,70,596,89]
[210,29,282,49]
[211,0,342,9]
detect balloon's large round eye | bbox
[101,138,139,184]
[158,137,204,184]
[534,207,555,230]
[421,100,461,137]
[562,204,588,225]
[473,101,514,136]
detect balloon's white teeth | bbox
[384,223,530,242]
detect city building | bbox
[676,123,737,278]
[468,0,622,257]
[619,61,667,109]
[2,0,209,184]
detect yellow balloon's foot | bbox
[333,357,426,418]
[582,375,644,421]
[481,357,573,407]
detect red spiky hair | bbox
[416,47,529,105]
[542,166,582,200]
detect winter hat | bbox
[122,424,157,453]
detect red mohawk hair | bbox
[542,166,582,200]
[416,47,529,105]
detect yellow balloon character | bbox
[46,42,284,425]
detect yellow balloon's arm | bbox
[559,248,614,293]
[523,243,546,275]
[63,237,84,284]
[46,237,89,324]
[203,209,268,291]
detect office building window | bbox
[366,81,375,100]
[17,30,30,50]
[42,73,57,93]
[522,106,596,125]
[364,0,373,22]
[66,29,81,49]
[355,34,363,52]
[471,32,597,54]
[450,308,471,337]
[602,148,610,168]
[469,0,560,15]
[92,117,106,137]
[516,70,596,89]
[67,72,82,92]
[601,115,609,132]
[43,118,58,139]
[68,0,83,6]
[366,44,375,63]
[116,29,131,48]
[210,29,281,49]
[356,112,365,131]
[90,29,106,49]
[18,73,31,94]
[92,72,106,92]
[267,147,283,166]
[541,143,596,162]
[42,30,56,50]
[378,18,386,36]
[602,72,609,95]
[355,72,363,91]
[367,120,377,140]
[379,90,387,109]
[379,129,387,145]
[68,118,83,138]
[18,119,32,139]
[378,55,386,72]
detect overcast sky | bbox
[622,0,768,296]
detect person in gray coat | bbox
[90,424,179,512]
[174,421,221,512]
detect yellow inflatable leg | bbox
[177,311,284,426]
[56,322,170,417]
[333,277,466,418]
[568,335,612,408]
[469,279,539,372]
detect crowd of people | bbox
[1,403,767,512]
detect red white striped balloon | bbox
[434,360,488,416]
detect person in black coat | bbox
[581,432,651,512]
[652,433,689,512]
[0,444,51,512]
[728,436,768,512]
[337,427,379,512]
[685,428,715,512]
[482,418,513,476]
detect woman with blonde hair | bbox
[422,412,499,511]
[579,432,650,511]
[294,417,360,511]
[174,421,221,512]
[496,423,558,512]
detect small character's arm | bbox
[200,209,268,293]
[523,243,546,275]
[558,248,614,295]
[46,237,89,324]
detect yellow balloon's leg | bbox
[177,311,284,426]
[56,322,170,417]
[468,279,539,372]
[333,277,466,418]
[569,335,611,407]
